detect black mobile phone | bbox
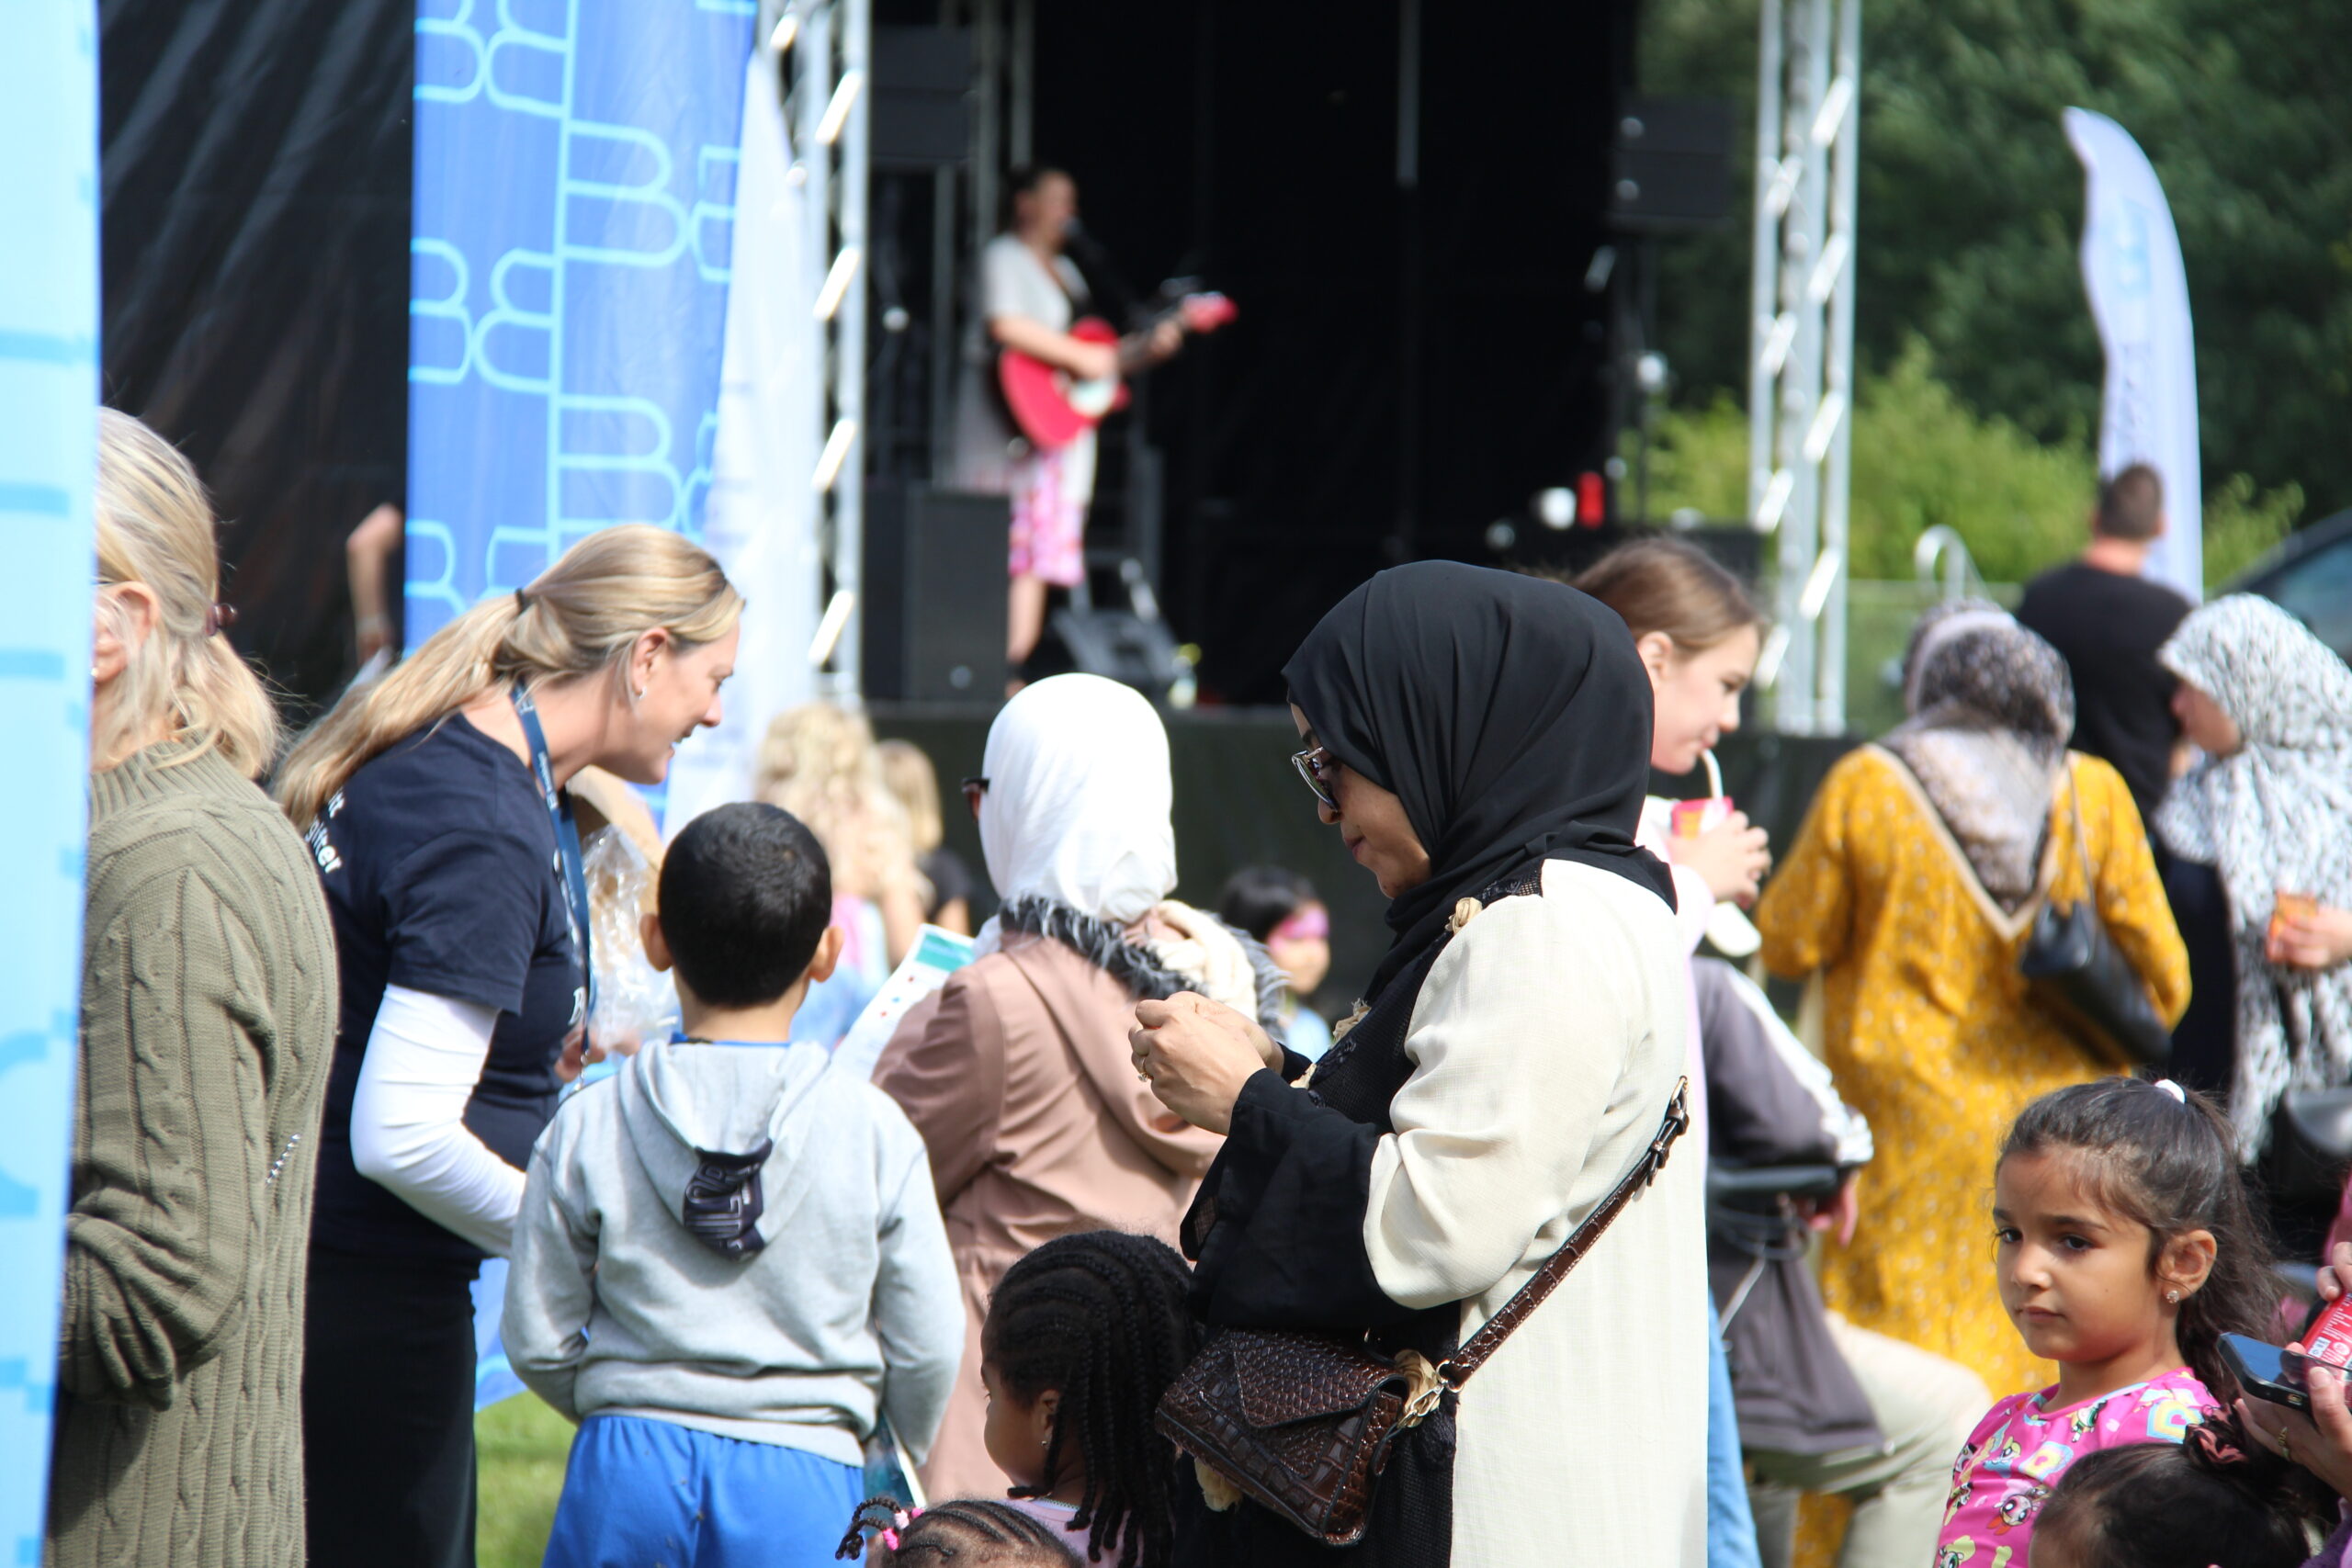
[2221,1331,2312,1412]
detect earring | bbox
[2165,1289,2181,1303]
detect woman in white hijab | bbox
[2155,594,2352,1157]
[874,675,1282,1498]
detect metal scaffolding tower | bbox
[1747,0,1859,735]
[785,0,873,702]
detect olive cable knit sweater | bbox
[46,740,338,1568]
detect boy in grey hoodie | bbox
[504,803,964,1568]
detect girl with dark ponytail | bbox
[2030,1411,2335,1568]
[1937,1076,2282,1562]
[971,1232,1198,1568]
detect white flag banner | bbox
[2064,107,2203,600]
[663,44,827,831]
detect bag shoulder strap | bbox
[1439,1080,1690,1389]
[2046,753,2094,906]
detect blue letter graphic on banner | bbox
[0,3,99,1556]
[407,0,758,643]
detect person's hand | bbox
[1804,1173,1861,1247]
[552,1021,603,1085]
[355,615,390,663]
[2320,1241,2352,1304]
[1130,992,1271,1135]
[1067,339,1121,381]
[1666,812,1772,905]
[2269,906,2352,971]
[1145,320,1183,363]
[2237,1353,2352,1500]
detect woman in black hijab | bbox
[1133,563,1710,1567]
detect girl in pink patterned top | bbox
[1936,1077,2283,1564]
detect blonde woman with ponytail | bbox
[284,524,741,1568]
[50,411,339,1568]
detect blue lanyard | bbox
[669,1032,791,1049]
[511,684,594,1035]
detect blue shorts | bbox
[542,1414,865,1568]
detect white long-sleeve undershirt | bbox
[350,984,525,1258]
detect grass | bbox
[477,1394,574,1568]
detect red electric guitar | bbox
[996,292,1237,450]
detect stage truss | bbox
[780,0,873,702]
[1747,0,1859,735]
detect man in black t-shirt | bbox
[2017,463,2194,831]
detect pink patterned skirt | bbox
[1007,439,1090,587]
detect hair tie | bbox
[2192,1416,2247,1465]
[878,1507,920,1551]
[514,588,530,614]
[202,604,237,638]
[2155,1078,2187,1103]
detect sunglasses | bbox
[1291,746,1339,811]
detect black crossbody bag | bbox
[2018,772,2172,1067]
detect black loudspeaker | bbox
[1610,96,1733,232]
[872,28,971,169]
[1050,606,1182,698]
[863,482,1009,702]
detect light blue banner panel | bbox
[407,0,758,645]
[0,2,100,1557]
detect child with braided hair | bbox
[977,1232,1199,1568]
[838,1497,1080,1566]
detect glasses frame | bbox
[1290,746,1338,811]
[958,775,989,815]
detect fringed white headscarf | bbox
[978,674,1178,924]
[2156,594,2352,1155]
[972,674,1277,1025]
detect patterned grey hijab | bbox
[1880,601,2075,913]
[2156,594,2352,1154]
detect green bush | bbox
[1637,344,2299,592]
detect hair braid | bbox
[984,1233,1199,1568]
[837,1496,1076,1565]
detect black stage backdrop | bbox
[1023,0,1640,705]
[99,0,413,716]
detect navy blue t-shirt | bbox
[306,716,582,1262]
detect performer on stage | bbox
[951,165,1181,678]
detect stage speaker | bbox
[873,28,971,169]
[1610,96,1732,232]
[1049,606,1182,698]
[863,481,1009,702]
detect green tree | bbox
[1638,0,2352,519]
[1638,341,2297,587]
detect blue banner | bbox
[407,0,759,645]
[0,3,99,1555]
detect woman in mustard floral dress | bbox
[1755,603,2188,1397]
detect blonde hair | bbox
[94,409,281,777]
[754,704,921,904]
[276,525,741,827]
[876,738,944,855]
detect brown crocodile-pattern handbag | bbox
[1155,1083,1690,1546]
